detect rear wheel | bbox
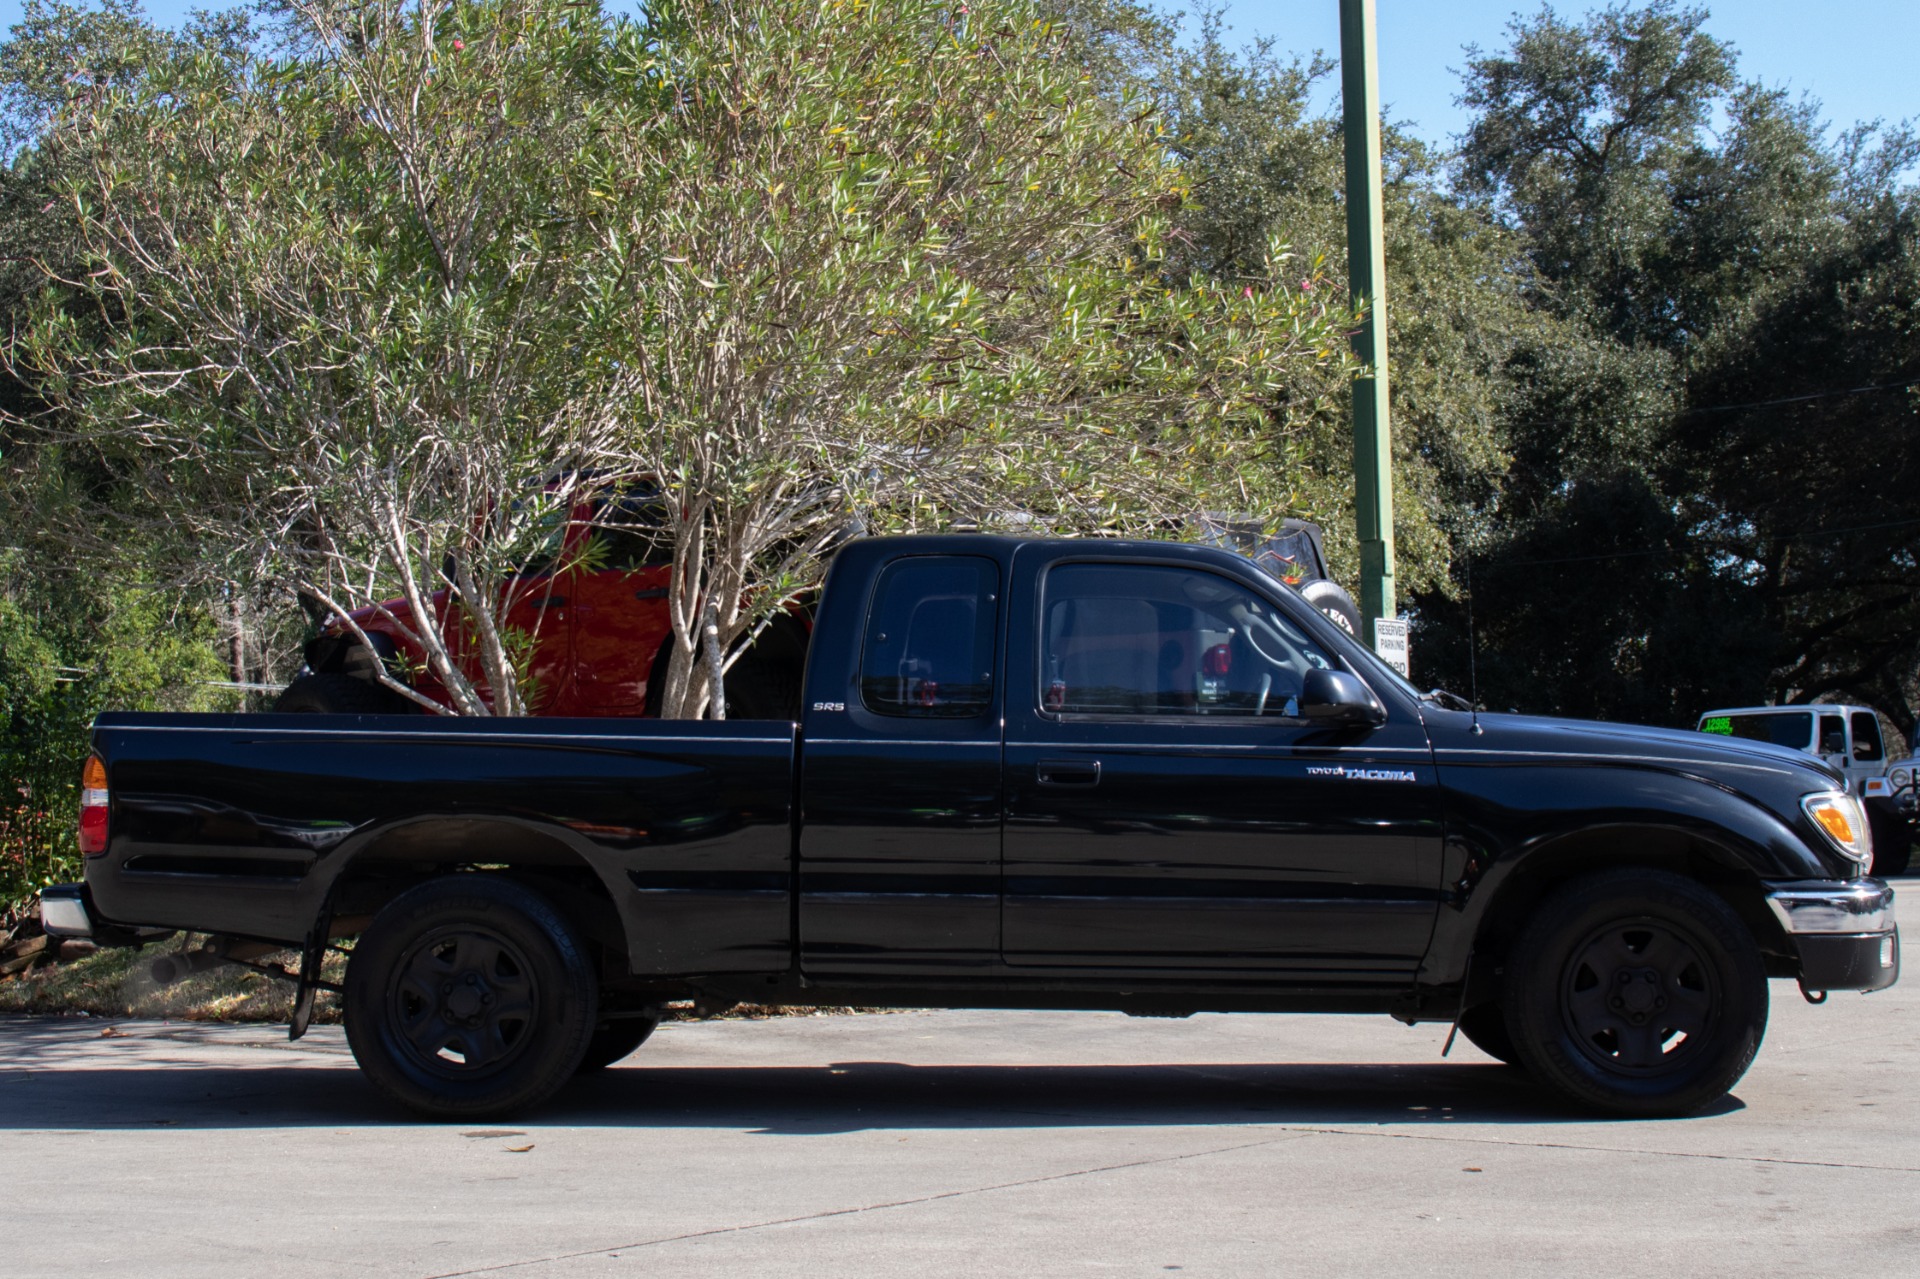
[1505,869,1767,1117]
[275,672,412,714]
[345,876,597,1119]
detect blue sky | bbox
[1218,1,1919,149]
[2,0,1915,150]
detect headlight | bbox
[1893,767,1913,790]
[1803,791,1873,873]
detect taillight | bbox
[79,754,109,856]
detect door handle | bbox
[533,595,568,608]
[1037,759,1101,787]
[634,587,669,601]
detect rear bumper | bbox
[38,883,170,948]
[1765,879,1898,992]
[39,883,93,938]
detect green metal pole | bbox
[1339,0,1396,642]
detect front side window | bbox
[1040,563,1332,718]
[1851,712,1884,762]
[860,557,998,718]
[1819,714,1847,756]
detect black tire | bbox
[576,1012,663,1073]
[1455,1003,1520,1066]
[275,672,411,714]
[1298,579,1361,639]
[344,876,598,1119]
[1505,869,1767,1117]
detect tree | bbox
[1145,10,1520,599]
[15,0,637,716]
[15,0,1355,719]
[1425,1,1920,735]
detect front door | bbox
[1001,551,1444,979]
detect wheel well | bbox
[326,819,626,962]
[1467,826,1796,987]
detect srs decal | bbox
[1305,765,1418,782]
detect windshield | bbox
[1699,711,1814,750]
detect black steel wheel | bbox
[345,876,597,1119]
[576,1012,663,1073]
[1455,1003,1519,1066]
[1505,869,1767,1117]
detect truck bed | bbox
[86,711,796,973]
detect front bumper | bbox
[1766,879,1899,992]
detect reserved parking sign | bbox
[1373,617,1410,677]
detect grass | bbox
[0,939,345,1023]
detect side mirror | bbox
[1300,668,1385,727]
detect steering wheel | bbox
[1242,612,1296,669]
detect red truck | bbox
[279,491,809,720]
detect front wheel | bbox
[576,1012,663,1073]
[1505,869,1767,1117]
[1455,1003,1519,1066]
[345,876,598,1119]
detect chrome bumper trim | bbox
[39,892,93,938]
[1765,879,1896,936]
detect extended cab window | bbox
[1041,563,1332,718]
[860,557,998,718]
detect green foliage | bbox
[1143,10,1520,597]
[12,0,1356,720]
[582,0,1358,714]
[0,554,231,909]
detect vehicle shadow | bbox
[0,1051,1744,1133]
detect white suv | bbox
[1698,704,1910,874]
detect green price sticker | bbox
[1701,716,1732,736]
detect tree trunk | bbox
[702,600,727,721]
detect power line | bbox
[1470,515,1920,571]
[1481,376,1918,435]
[1677,378,1920,417]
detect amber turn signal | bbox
[1801,791,1871,871]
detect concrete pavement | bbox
[2,976,1916,1277]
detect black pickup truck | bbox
[41,535,1898,1118]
